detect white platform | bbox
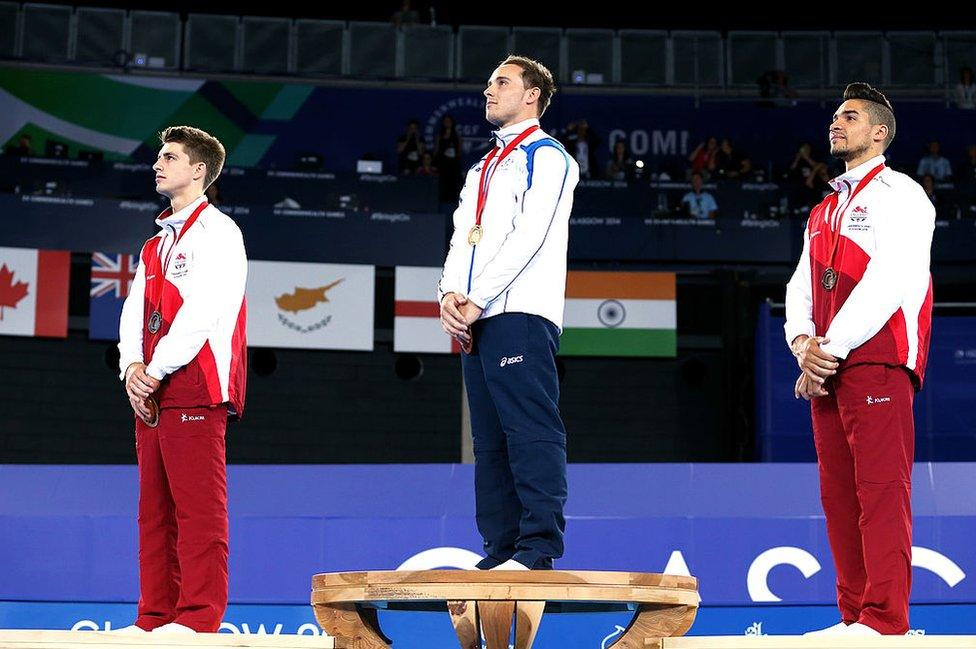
[0,631,343,649]
[648,636,976,648]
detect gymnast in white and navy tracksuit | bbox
[439,112,580,570]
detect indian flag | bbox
[561,271,676,357]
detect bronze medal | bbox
[144,396,160,428]
[818,163,885,295]
[148,310,162,334]
[821,267,837,291]
[468,225,483,246]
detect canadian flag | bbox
[0,246,70,338]
[394,266,459,354]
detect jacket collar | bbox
[492,118,541,147]
[156,194,207,229]
[828,155,885,192]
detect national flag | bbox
[394,266,459,354]
[247,260,374,350]
[561,271,676,357]
[89,252,139,341]
[0,246,70,339]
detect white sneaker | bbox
[803,621,850,636]
[846,622,882,636]
[109,625,146,634]
[490,559,530,571]
[153,622,196,634]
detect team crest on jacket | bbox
[170,252,191,278]
[848,205,872,231]
[850,205,869,222]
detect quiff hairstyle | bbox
[500,55,557,116]
[843,82,896,150]
[159,125,226,189]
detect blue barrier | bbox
[1,464,973,609]
[2,191,973,266]
[0,194,447,267]
[755,304,976,461]
[0,158,441,213]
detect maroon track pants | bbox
[811,363,915,635]
[134,406,228,632]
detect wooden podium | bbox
[311,570,700,649]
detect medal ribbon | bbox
[823,163,884,272]
[146,200,208,332]
[473,125,540,237]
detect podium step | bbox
[649,636,976,648]
[0,631,345,649]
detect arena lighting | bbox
[635,160,645,168]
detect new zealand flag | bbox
[89,252,138,341]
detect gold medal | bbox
[468,225,483,246]
[821,267,837,291]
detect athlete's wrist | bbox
[790,335,810,356]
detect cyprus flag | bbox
[246,260,374,350]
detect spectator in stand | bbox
[561,119,599,179]
[681,172,718,219]
[415,152,438,176]
[916,140,952,181]
[396,119,425,175]
[921,174,937,205]
[788,142,833,212]
[920,173,953,219]
[391,0,419,27]
[955,67,975,109]
[5,134,34,157]
[605,139,635,181]
[758,69,798,107]
[434,115,463,200]
[687,136,719,180]
[958,144,976,187]
[789,143,832,189]
[714,138,752,179]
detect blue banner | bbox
[252,88,976,175]
[755,304,976,461]
[0,195,448,267]
[1,464,974,610]
[251,89,976,177]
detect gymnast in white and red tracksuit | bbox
[118,126,247,634]
[785,84,934,637]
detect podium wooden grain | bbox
[311,570,700,649]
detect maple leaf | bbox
[0,263,29,321]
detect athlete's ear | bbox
[874,123,889,145]
[194,162,207,182]
[524,86,541,107]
